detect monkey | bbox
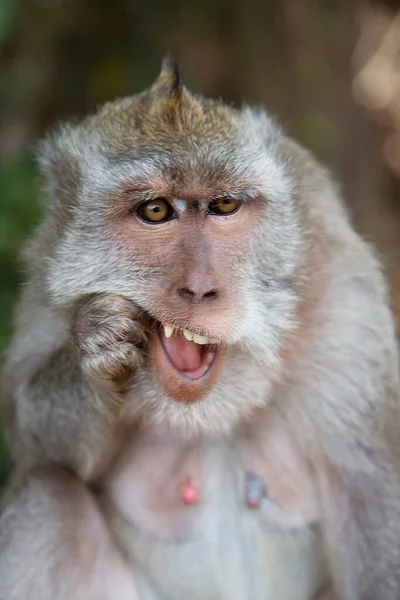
[0,56,400,600]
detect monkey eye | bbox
[208,197,241,216]
[137,199,174,223]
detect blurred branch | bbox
[352,4,400,175]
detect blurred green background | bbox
[1,0,400,482]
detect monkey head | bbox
[38,59,307,428]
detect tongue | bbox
[161,330,204,373]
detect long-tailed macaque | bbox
[1,58,400,600]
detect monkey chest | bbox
[105,426,328,600]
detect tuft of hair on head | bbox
[152,56,183,96]
[149,56,188,122]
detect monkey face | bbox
[108,185,261,403]
[42,62,305,418]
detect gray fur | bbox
[1,63,400,600]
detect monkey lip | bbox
[158,326,219,380]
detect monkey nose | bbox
[177,285,220,304]
[172,269,225,306]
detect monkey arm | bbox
[317,367,400,597]
[287,374,400,600]
[1,292,145,479]
[1,338,119,478]
[316,435,400,600]
[0,466,139,600]
[291,249,400,600]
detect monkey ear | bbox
[150,56,184,101]
[36,130,81,220]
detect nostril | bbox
[178,287,196,301]
[203,289,218,300]
[177,287,220,302]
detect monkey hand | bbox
[72,293,147,393]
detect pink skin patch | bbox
[246,496,261,509]
[179,481,200,506]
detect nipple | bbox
[245,470,267,509]
[178,480,200,506]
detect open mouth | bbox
[159,323,220,380]
[151,322,225,402]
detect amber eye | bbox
[208,197,240,216]
[137,199,174,223]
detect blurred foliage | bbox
[1,0,400,485]
[0,160,41,353]
[0,0,15,44]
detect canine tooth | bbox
[208,338,218,345]
[183,329,194,342]
[193,333,208,345]
[164,325,173,339]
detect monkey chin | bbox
[149,324,226,403]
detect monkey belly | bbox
[104,428,329,600]
[111,503,327,600]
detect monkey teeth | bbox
[162,323,219,346]
[164,325,173,339]
[183,329,193,342]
